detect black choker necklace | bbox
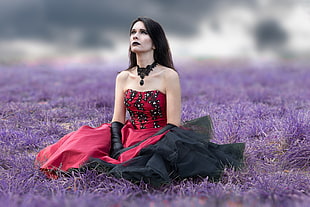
[137,62,157,86]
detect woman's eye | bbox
[130,30,148,35]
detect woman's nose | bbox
[133,32,139,39]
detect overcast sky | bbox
[1,0,310,64]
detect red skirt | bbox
[35,120,168,178]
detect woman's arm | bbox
[165,69,181,126]
[111,72,128,124]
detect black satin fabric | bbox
[81,116,245,187]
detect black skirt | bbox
[81,116,245,186]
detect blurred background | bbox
[0,0,310,66]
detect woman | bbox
[35,17,244,186]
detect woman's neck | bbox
[136,52,154,68]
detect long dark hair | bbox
[127,17,175,70]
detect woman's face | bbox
[130,21,154,54]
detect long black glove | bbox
[110,123,176,159]
[110,121,124,159]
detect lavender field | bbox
[0,61,309,207]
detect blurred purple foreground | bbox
[0,61,309,207]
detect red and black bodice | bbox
[124,89,167,129]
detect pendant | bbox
[140,79,144,86]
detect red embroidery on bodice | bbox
[124,89,167,129]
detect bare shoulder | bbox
[116,70,130,82]
[158,66,180,92]
[161,66,179,81]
